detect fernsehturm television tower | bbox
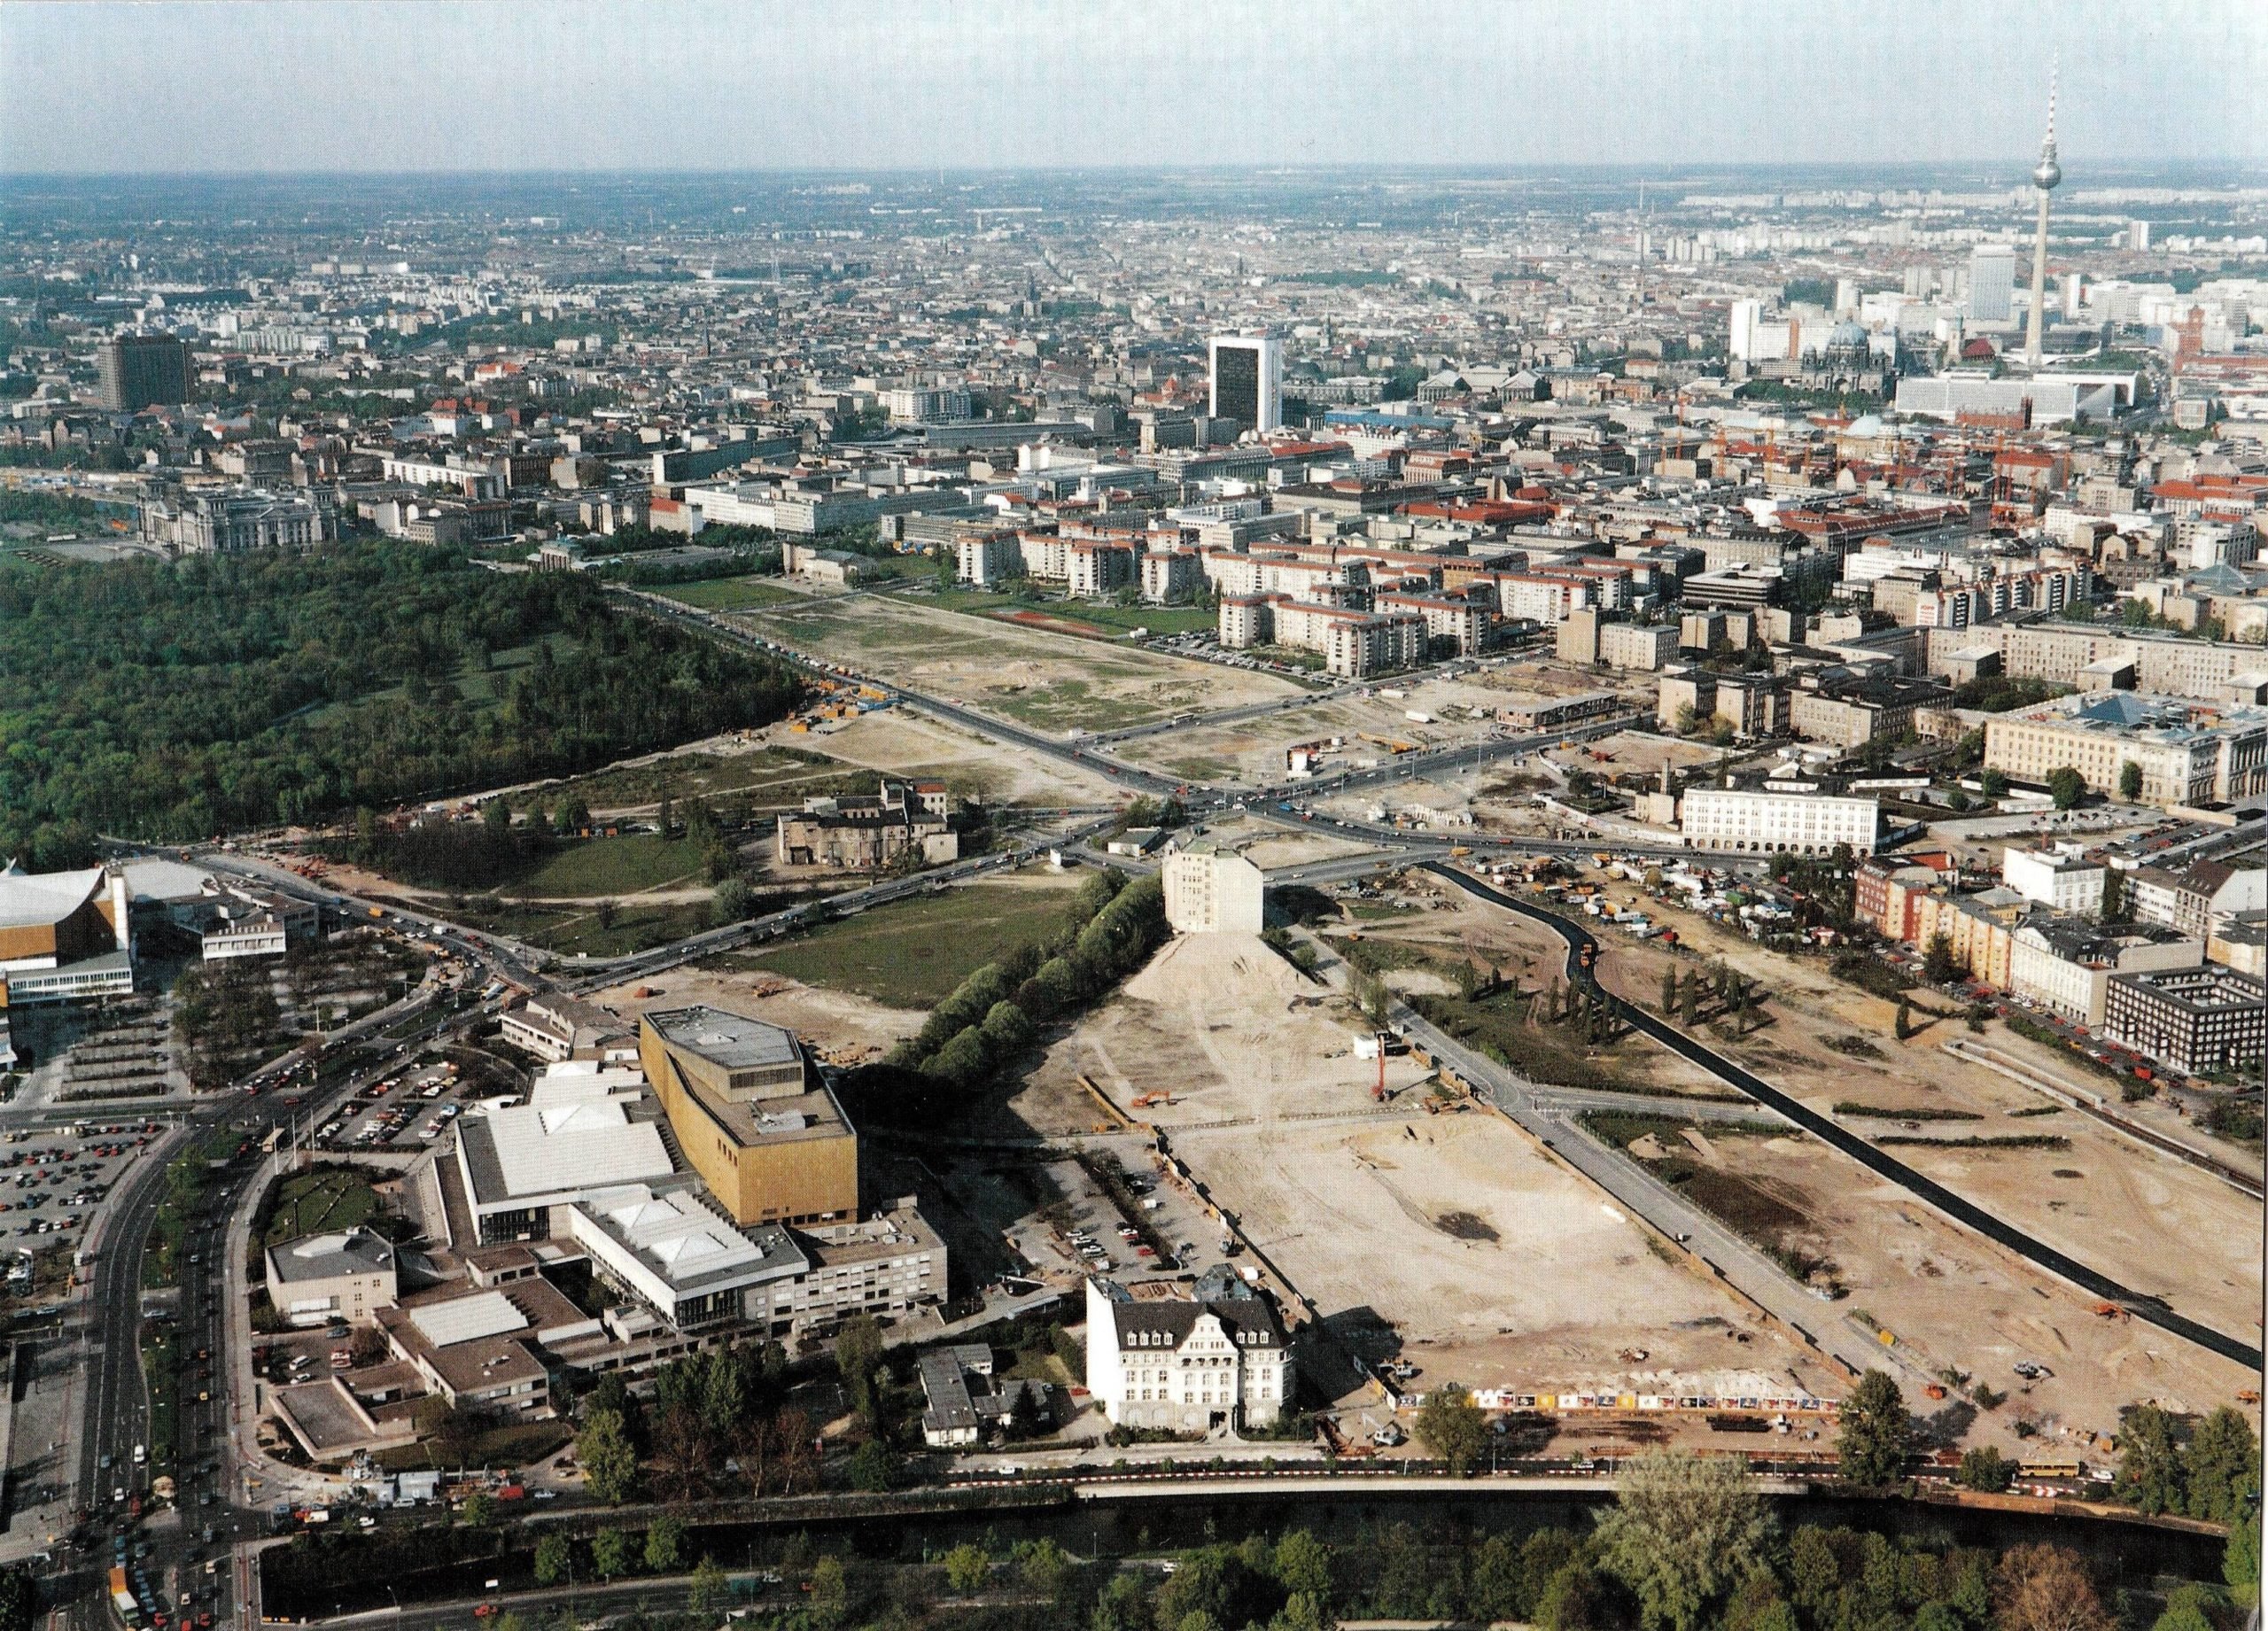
[2024,73,2061,365]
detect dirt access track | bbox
[731,592,1304,736]
[1023,931,1845,1410]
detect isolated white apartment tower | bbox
[1968,245,2016,326]
[1162,845,1265,935]
[1208,334,1282,435]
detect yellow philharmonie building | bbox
[637,1006,858,1228]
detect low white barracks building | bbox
[1085,1270,1293,1433]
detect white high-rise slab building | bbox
[1969,245,2016,325]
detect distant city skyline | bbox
[2,0,2262,177]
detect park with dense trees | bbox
[0,540,800,867]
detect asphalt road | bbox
[48,981,492,1631]
[1419,861,2267,1373]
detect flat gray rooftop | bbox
[645,1006,801,1071]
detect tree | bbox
[711,875,752,926]
[807,1555,849,1630]
[1594,1449,1772,1631]
[2152,1583,2226,1631]
[2118,760,2144,802]
[1994,1542,2113,1631]
[2227,1511,2260,1606]
[652,1402,713,1501]
[944,1542,990,1595]
[532,1533,572,1587]
[1534,1557,1603,1631]
[0,1565,36,1631]
[1014,1538,1071,1602]
[644,1514,685,1573]
[687,1556,728,1615]
[1273,1530,1331,1603]
[1894,995,1914,1040]
[1416,1382,1488,1475]
[2117,1402,2187,1514]
[835,1314,886,1419]
[1956,1445,2016,1492]
[1836,1370,1912,1486]
[2047,766,2085,811]
[924,1025,990,1089]
[458,1491,499,1526]
[2185,1406,2260,1523]
[594,897,617,931]
[1006,1379,1045,1441]
[1660,968,1677,1015]
[578,1406,640,1504]
[1680,973,1702,1028]
[590,1527,633,1581]
[481,797,512,835]
[1922,933,1959,986]
[1979,768,2008,800]
[979,998,1036,1059]
[847,1438,901,1491]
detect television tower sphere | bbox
[2032,141,2062,192]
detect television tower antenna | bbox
[2024,61,2062,366]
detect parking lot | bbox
[0,1120,162,1252]
[292,1036,524,1154]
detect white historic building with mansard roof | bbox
[1084,1270,1293,1433]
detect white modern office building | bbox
[1680,787,1883,856]
[1968,245,2016,324]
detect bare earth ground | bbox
[584,963,925,1060]
[1235,831,1386,871]
[1396,872,2261,1448]
[1541,730,1727,782]
[732,593,1302,735]
[1023,932,1842,1410]
[1697,1133,2256,1457]
[1115,663,1651,786]
[792,709,1126,808]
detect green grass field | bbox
[263,1169,380,1246]
[746,880,1082,1006]
[654,576,806,611]
[499,833,711,897]
[449,895,715,958]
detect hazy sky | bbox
[3,0,2260,175]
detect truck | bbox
[110,1565,141,1625]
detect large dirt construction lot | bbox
[1402,871,2260,1451]
[736,593,1302,735]
[1027,932,1842,1409]
[795,708,1124,808]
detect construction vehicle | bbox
[1130,1092,1176,1109]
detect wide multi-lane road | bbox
[50,983,485,1631]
